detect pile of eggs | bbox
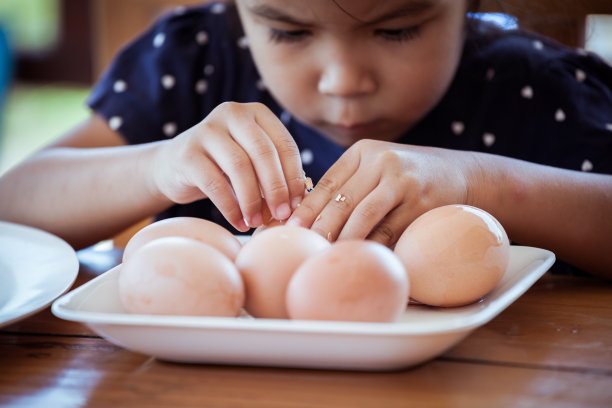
[118,204,510,322]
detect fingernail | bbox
[291,197,302,210]
[251,212,263,227]
[275,203,291,220]
[243,217,250,228]
[237,219,249,232]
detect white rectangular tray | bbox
[52,246,554,371]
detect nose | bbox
[317,51,376,97]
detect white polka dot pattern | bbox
[109,116,123,131]
[163,122,177,137]
[555,109,566,122]
[161,75,175,89]
[153,33,165,48]
[521,86,534,99]
[204,65,215,76]
[483,132,496,147]
[280,111,291,125]
[533,40,544,50]
[237,36,249,49]
[451,121,465,135]
[210,3,226,14]
[86,4,612,187]
[113,80,127,93]
[196,31,209,45]
[301,149,314,165]
[195,79,208,94]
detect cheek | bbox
[248,40,315,113]
[379,59,455,129]
[255,54,320,125]
[385,25,465,124]
[263,64,309,105]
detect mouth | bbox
[323,120,383,138]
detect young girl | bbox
[1,0,611,278]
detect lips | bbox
[324,120,382,138]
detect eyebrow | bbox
[247,0,438,26]
[247,4,315,26]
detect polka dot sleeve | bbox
[402,29,612,176]
[529,47,612,175]
[86,3,259,145]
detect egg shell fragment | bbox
[119,237,245,317]
[122,217,242,262]
[235,225,331,319]
[286,240,410,323]
[394,204,510,307]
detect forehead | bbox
[239,0,449,26]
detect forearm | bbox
[0,142,172,249]
[468,152,612,279]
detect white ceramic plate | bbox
[52,246,554,371]
[0,221,79,328]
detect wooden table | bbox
[1,248,611,407]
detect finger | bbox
[202,129,264,228]
[338,185,400,241]
[252,105,306,210]
[226,106,291,220]
[366,203,416,248]
[287,148,359,228]
[310,170,380,242]
[187,152,249,232]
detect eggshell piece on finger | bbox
[119,237,245,317]
[286,240,409,322]
[122,217,242,262]
[394,204,510,307]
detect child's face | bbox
[236,0,468,146]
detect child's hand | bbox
[287,140,473,246]
[151,102,305,232]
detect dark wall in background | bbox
[16,0,93,84]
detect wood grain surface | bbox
[1,248,611,408]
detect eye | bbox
[268,28,310,44]
[376,26,421,42]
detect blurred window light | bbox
[585,15,612,65]
[0,0,59,53]
[468,12,519,30]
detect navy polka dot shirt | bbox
[88,3,612,240]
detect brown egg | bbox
[252,219,285,236]
[252,177,313,234]
[122,217,242,262]
[119,237,244,316]
[235,225,331,318]
[252,207,285,235]
[394,204,510,307]
[286,240,409,322]
[252,199,286,235]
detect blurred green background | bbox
[0,0,59,52]
[0,0,89,175]
[0,84,89,174]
